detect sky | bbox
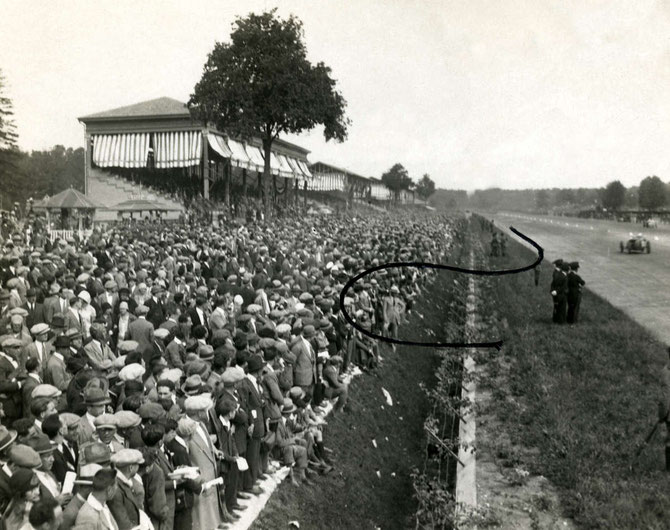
[1,0,669,191]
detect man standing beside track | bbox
[550,260,568,324]
[567,261,585,324]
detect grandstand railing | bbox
[48,229,93,243]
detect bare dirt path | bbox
[488,212,670,345]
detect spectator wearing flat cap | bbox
[25,323,52,382]
[291,325,318,401]
[108,448,146,530]
[91,413,125,455]
[182,396,223,529]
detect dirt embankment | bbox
[253,228,469,530]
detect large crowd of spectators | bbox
[0,206,457,530]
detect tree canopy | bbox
[0,69,20,209]
[380,163,413,201]
[638,175,667,210]
[188,10,349,208]
[415,173,436,200]
[601,180,626,211]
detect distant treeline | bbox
[428,183,656,214]
[0,145,84,210]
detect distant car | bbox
[620,234,651,254]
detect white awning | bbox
[227,139,252,168]
[277,154,296,178]
[268,152,282,176]
[296,159,313,179]
[208,134,232,159]
[154,131,202,168]
[92,133,150,168]
[245,145,265,172]
[285,157,303,178]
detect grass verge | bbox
[474,215,670,529]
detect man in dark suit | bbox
[211,397,242,514]
[567,261,586,324]
[550,260,569,324]
[108,448,145,530]
[42,413,78,485]
[237,354,266,492]
[22,288,46,329]
[186,296,209,329]
[0,341,23,424]
[145,286,166,329]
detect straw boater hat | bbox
[0,426,18,452]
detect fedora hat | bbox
[0,426,18,452]
[83,387,111,406]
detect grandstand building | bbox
[78,97,313,220]
[79,97,411,220]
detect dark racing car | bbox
[620,234,651,254]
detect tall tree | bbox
[381,163,413,202]
[601,180,626,211]
[415,173,436,200]
[189,10,349,211]
[0,69,20,210]
[638,175,667,210]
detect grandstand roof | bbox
[310,161,367,180]
[79,97,191,121]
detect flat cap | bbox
[1,337,23,348]
[135,305,149,315]
[114,411,141,429]
[59,412,81,429]
[30,384,61,400]
[221,366,245,384]
[138,402,166,421]
[110,448,144,466]
[184,394,213,412]
[153,328,170,340]
[94,413,118,429]
[9,444,42,468]
[30,323,50,336]
[117,340,139,353]
[118,363,145,382]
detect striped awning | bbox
[92,133,150,168]
[296,159,313,179]
[277,154,296,178]
[208,134,232,159]
[285,157,302,177]
[246,145,265,172]
[154,131,202,168]
[228,139,252,168]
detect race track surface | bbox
[488,212,670,345]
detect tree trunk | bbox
[262,138,273,219]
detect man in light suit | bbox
[64,295,84,333]
[43,284,66,326]
[76,388,111,445]
[128,305,154,353]
[291,325,317,400]
[83,324,116,371]
[25,323,53,381]
[74,467,120,530]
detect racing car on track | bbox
[620,234,651,254]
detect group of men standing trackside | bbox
[550,259,585,324]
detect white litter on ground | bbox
[382,387,393,406]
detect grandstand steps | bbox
[89,168,183,221]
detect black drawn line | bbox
[338,226,543,349]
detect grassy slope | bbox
[478,220,670,529]
[251,271,461,530]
